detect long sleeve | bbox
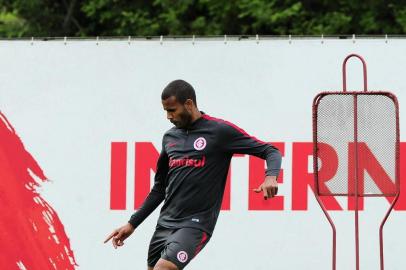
[221,123,282,176]
[128,148,168,228]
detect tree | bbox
[0,0,405,37]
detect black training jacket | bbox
[129,113,282,235]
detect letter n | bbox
[134,142,159,209]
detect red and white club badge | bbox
[177,251,188,263]
[193,137,207,151]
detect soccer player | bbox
[104,80,282,270]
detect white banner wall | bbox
[0,38,405,270]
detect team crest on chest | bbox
[193,137,207,151]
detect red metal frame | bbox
[312,54,400,270]
[312,93,337,270]
[342,54,368,92]
[379,91,401,270]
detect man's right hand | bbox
[104,223,135,249]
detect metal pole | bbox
[379,194,400,270]
[313,93,336,270]
[314,195,337,270]
[342,54,368,92]
[354,94,360,270]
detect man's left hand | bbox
[253,176,278,200]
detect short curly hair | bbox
[161,80,197,106]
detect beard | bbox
[172,109,192,129]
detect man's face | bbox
[162,96,192,128]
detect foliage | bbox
[0,0,405,37]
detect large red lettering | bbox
[134,142,159,209]
[221,154,245,210]
[347,142,363,210]
[111,141,406,211]
[348,142,403,210]
[292,142,342,210]
[110,142,127,210]
[221,167,231,210]
[134,143,234,210]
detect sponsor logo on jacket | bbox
[169,156,206,168]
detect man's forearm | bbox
[128,190,165,228]
[265,147,282,176]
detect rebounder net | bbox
[314,92,399,197]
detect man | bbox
[104,80,282,270]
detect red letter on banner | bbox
[248,143,285,210]
[220,154,244,210]
[347,143,364,210]
[134,143,235,211]
[134,142,159,209]
[110,142,127,210]
[292,142,342,211]
[221,167,231,210]
[348,142,403,210]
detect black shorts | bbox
[147,225,210,269]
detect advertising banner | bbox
[0,37,405,270]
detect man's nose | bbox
[167,112,173,120]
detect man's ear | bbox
[184,99,194,111]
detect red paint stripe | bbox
[202,114,268,144]
[110,142,127,210]
[0,111,77,269]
